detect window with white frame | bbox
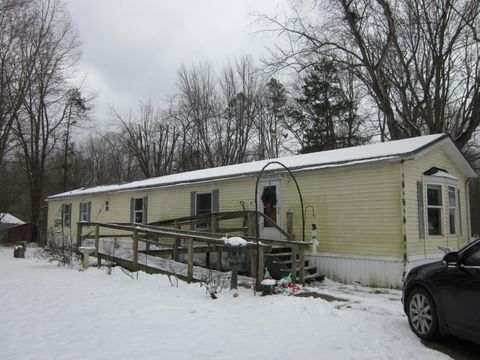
[427,184,442,235]
[62,204,71,226]
[134,198,144,224]
[448,186,457,235]
[80,201,89,222]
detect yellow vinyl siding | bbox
[47,163,404,257]
[282,162,403,257]
[47,145,470,263]
[403,147,470,259]
[47,177,257,238]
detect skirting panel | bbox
[308,253,404,288]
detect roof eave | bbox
[405,134,477,178]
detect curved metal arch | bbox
[254,161,305,286]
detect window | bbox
[105,200,109,212]
[79,201,90,222]
[190,190,218,229]
[130,197,148,224]
[196,193,212,215]
[134,198,144,224]
[195,193,212,229]
[261,186,277,228]
[427,184,442,235]
[448,186,457,235]
[62,204,71,226]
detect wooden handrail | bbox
[148,210,295,241]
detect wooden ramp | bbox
[97,246,248,284]
[77,211,324,285]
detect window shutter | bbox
[130,198,134,223]
[417,181,425,239]
[212,189,219,213]
[190,192,196,230]
[79,203,82,222]
[68,203,72,225]
[458,189,462,236]
[87,201,91,222]
[143,196,148,224]
[190,192,196,216]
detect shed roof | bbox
[0,213,25,225]
[47,134,476,200]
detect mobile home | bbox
[47,134,476,287]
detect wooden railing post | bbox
[250,249,256,278]
[187,238,194,282]
[256,246,265,287]
[95,224,100,266]
[132,229,138,269]
[217,246,222,270]
[173,220,180,261]
[291,246,297,283]
[210,214,218,232]
[246,212,255,236]
[298,247,305,285]
[76,222,82,249]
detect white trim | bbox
[258,180,283,240]
[424,174,458,183]
[447,185,458,236]
[133,197,144,224]
[79,201,89,222]
[426,183,443,236]
[423,175,462,239]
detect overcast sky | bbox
[66,0,288,126]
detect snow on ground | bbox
[0,247,450,360]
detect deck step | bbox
[279,266,318,274]
[266,252,293,258]
[304,272,325,283]
[265,247,324,284]
[271,259,293,265]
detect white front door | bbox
[258,180,282,240]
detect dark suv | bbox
[402,239,480,345]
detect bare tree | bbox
[258,0,480,148]
[175,62,220,170]
[60,88,90,191]
[0,0,33,170]
[113,100,179,178]
[11,0,82,243]
[217,56,263,164]
[256,78,290,158]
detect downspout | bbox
[466,178,473,243]
[400,160,408,283]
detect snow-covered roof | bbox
[0,213,25,225]
[47,134,475,200]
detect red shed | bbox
[7,223,31,244]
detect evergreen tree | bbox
[289,59,367,153]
